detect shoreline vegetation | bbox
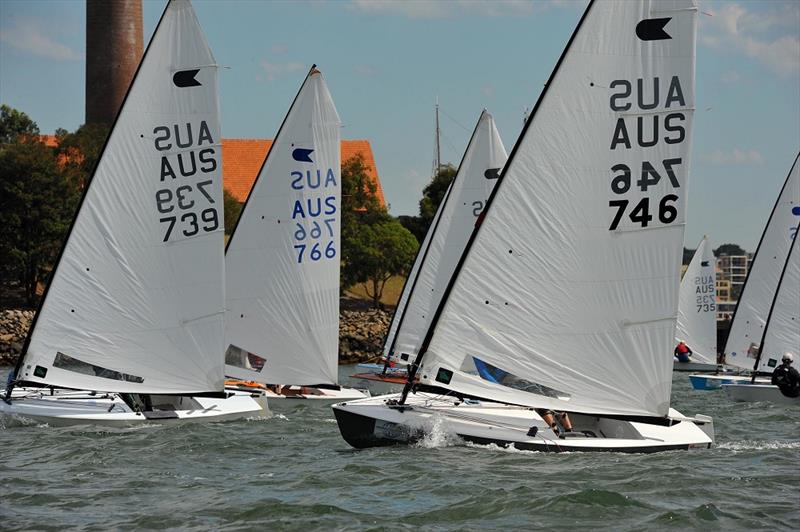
[0,279,405,367]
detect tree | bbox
[0,105,39,145]
[0,137,73,305]
[343,217,418,308]
[223,188,242,236]
[714,243,746,257]
[419,163,457,226]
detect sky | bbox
[1,0,798,252]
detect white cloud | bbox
[481,85,495,98]
[701,3,800,78]
[354,64,376,77]
[347,0,580,19]
[720,70,741,83]
[270,44,289,55]
[0,20,81,61]
[259,59,305,81]
[702,148,764,165]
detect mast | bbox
[750,222,800,382]
[400,0,597,405]
[433,98,441,177]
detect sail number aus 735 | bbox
[607,158,681,231]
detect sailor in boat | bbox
[771,353,800,398]
[535,410,574,438]
[674,341,693,363]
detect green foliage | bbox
[223,188,242,236]
[397,214,427,244]
[714,243,746,257]
[0,135,72,305]
[419,163,456,226]
[0,105,39,145]
[340,153,419,306]
[343,217,418,308]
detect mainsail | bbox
[725,153,800,372]
[384,111,506,365]
[14,0,226,394]
[224,68,341,385]
[408,0,698,417]
[755,226,800,370]
[675,237,717,364]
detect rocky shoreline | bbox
[0,307,391,366]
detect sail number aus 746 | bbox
[607,158,681,231]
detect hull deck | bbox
[332,393,714,453]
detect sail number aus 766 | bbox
[607,158,681,231]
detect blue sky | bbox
[1,0,798,252]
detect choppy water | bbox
[1,366,798,531]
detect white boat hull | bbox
[332,392,714,453]
[224,383,370,405]
[722,383,800,405]
[673,361,724,373]
[0,387,269,427]
[688,374,770,391]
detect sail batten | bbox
[16,0,226,394]
[224,69,342,386]
[407,0,698,417]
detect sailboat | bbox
[0,0,266,426]
[674,236,722,373]
[223,67,368,404]
[719,154,800,403]
[372,110,507,382]
[333,0,714,452]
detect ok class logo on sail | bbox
[606,17,688,232]
[289,146,338,264]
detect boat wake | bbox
[717,440,800,451]
[414,415,462,448]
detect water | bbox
[1,366,798,531]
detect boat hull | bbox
[688,374,769,390]
[722,383,800,405]
[0,388,269,427]
[673,361,724,373]
[332,393,714,453]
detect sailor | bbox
[771,353,800,398]
[674,341,693,363]
[537,409,574,437]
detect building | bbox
[716,254,752,302]
[221,139,385,205]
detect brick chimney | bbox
[85,0,143,126]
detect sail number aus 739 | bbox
[151,121,221,242]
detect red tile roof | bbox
[222,138,385,205]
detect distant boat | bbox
[674,236,721,373]
[721,153,799,404]
[1,0,266,425]
[223,67,367,404]
[333,0,714,452]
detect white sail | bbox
[386,111,506,365]
[17,0,226,394]
[675,237,717,364]
[224,69,341,385]
[725,153,800,372]
[758,229,800,370]
[414,0,698,417]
